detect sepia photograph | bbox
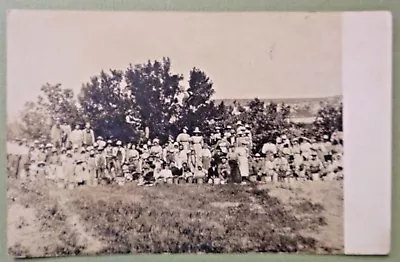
[6,11,344,258]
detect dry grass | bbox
[7,178,343,258]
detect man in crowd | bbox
[8,122,343,187]
[70,124,84,148]
[50,119,64,149]
[83,122,95,147]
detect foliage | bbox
[78,69,140,142]
[19,101,51,140]
[312,102,343,139]
[176,68,218,137]
[15,57,342,145]
[18,83,81,140]
[124,58,184,143]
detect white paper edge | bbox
[343,11,392,255]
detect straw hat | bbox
[37,161,46,167]
[193,127,201,134]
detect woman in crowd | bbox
[11,122,344,187]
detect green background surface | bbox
[0,0,397,261]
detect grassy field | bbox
[7,177,343,258]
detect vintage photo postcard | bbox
[5,10,391,258]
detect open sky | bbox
[7,11,342,119]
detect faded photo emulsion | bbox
[6,11,345,258]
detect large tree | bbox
[312,101,343,138]
[177,67,218,137]
[39,83,81,125]
[19,83,81,140]
[124,57,184,143]
[79,69,140,142]
[19,100,51,140]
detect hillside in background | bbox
[213,95,342,118]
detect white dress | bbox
[235,146,249,177]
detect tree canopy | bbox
[12,57,343,144]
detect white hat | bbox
[281,135,288,140]
[236,121,243,126]
[80,147,86,153]
[226,125,232,129]
[323,135,329,140]
[97,136,103,140]
[153,138,159,143]
[89,150,95,155]
[116,140,122,146]
[52,148,57,153]
[34,140,39,144]
[87,146,93,151]
[46,143,53,148]
[245,124,250,129]
[107,140,112,144]
[255,153,260,157]
[93,143,98,148]
[193,127,201,134]
[276,137,282,143]
[39,144,44,148]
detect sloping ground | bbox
[7,178,343,258]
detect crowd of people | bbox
[7,120,344,189]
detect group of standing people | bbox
[7,120,344,188]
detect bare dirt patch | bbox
[7,178,343,258]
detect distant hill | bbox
[213,95,342,107]
[213,95,342,119]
